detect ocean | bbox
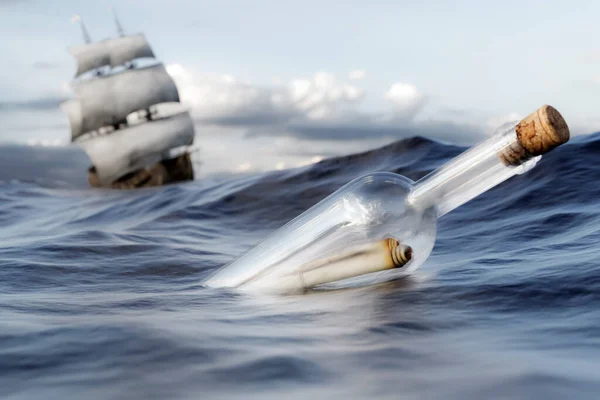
[1,133,600,399]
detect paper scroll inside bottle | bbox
[256,239,413,292]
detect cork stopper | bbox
[499,105,570,166]
[516,105,570,156]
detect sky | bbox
[0,0,598,175]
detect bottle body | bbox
[204,172,437,293]
[205,106,569,293]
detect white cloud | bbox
[348,69,366,80]
[221,74,235,84]
[284,72,365,120]
[313,71,335,90]
[385,82,426,120]
[167,64,365,124]
[166,63,498,149]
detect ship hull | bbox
[88,153,194,189]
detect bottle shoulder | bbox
[343,172,415,205]
[347,171,416,187]
[333,171,435,227]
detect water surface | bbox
[1,135,600,399]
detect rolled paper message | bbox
[294,238,412,289]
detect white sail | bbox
[73,63,180,135]
[69,41,111,77]
[77,112,195,184]
[60,99,84,140]
[108,33,154,67]
[69,34,155,77]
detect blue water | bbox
[1,134,600,399]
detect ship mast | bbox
[71,14,91,44]
[111,7,125,37]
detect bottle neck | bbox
[408,123,540,218]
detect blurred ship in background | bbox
[61,12,195,189]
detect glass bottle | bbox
[205,105,570,293]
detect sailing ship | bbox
[61,12,195,189]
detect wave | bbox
[2,132,600,399]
